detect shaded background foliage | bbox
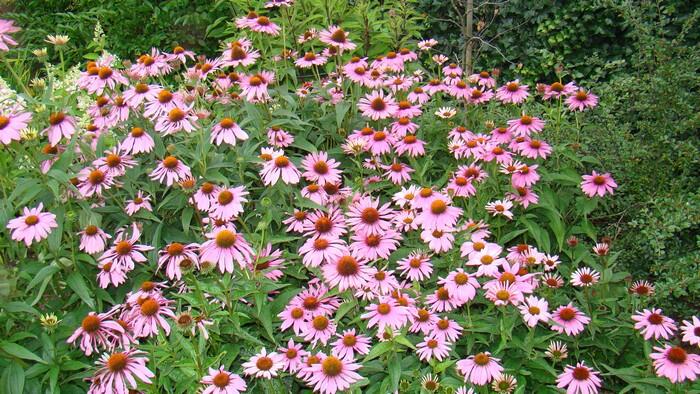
[3,0,699,315]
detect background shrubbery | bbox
[3,0,699,316]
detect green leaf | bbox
[2,362,24,394]
[364,341,393,361]
[66,271,95,309]
[0,342,46,364]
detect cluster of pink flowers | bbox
[0,7,693,393]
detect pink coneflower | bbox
[391,117,420,138]
[361,297,409,332]
[408,87,430,104]
[319,25,356,51]
[155,106,198,135]
[120,127,154,155]
[199,228,254,273]
[486,282,524,306]
[580,171,617,197]
[496,80,529,104]
[457,352,504,386]
[551,303,590,336]
[506,186,539,208]
[332,329,371,360]
[302,151,342,185]
[507,115,545,137]
[542,273,565,288]
[485,199,514,220]
[346,197,394,235]
[243,348,284,379]
[279,305,308,335]
[131,49,172,78]
[302,314,337,345]
[96,261,127,288]
[79,225,111,254]
[570,267,600,287]
[439,268,480,302]
[125,191,152,216]
[397,252,433,281]
[416,197,462,231]
[150,156,192,186]
[279,339,308,373]
[431,317,463,342]
[518,296,551,327]
[426,286,463,312]
[517,138,551,159]
[421,229,455,254]
[0,19,20,51]
[90,349,154,393]
[307,355,362,394]
[158,242,199,280]
[556,362,602,394]
[249,16,280,35]
[467,242,505,277]
[416,335,451,362]
[632,309,677,340]
[209,186,248,221]
[267,126,294,147]
[7,203,58,247]
[546,341,569,361]
[681,316,700,346]
[592,242,610,256]
[651,345,700,383]
[409,308,439,334]
[295,52,327,68]
[240,71,274,102]
[260,149,301,185]
[123,83,159,108]
[192,182,219,212]
[67,311,123,356]
[44,112,76,146]
[349,229,401,260]
[382,161,413,185]
[417,38,438,50]
[224,41,260,67]
[128,295,175,337]
[367,267,400,295]
[76,167,114,198]
[304,207,347,239]
[0,110,31,145]
[299,236,347,268]
[358,90,398,120]
[211,117,248,146]
[469,71,496,88]
[567,89,599,111]
[200,366,247,394]
[93,149,136,178]
[322,255,371,291]
[629,280,655,297]
[542,81,576,100]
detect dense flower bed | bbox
[0,5,699,394]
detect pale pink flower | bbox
[125,191,152,216]
[361,297,409,332]
[651,345,700,383]
[0,19,20,51]
[518,296,551,327]
[79,225,111,254]
[44,112,76,146]
[0,111,31,145]
[507,115,545,137]
[681,316,700,346]
[358,90,398,120]
[439,268,480,302]
[158,242,199,280]
[307,355,362,394]
[249,16,280,35]
[127,295,176,337]
[90,349,154,393]
[551,303,590,336]
[556,361,602,394]
[242,348,284,379]
[199,228,254,273]
[200,366,247,394]
[150,156,192,186]
[332,329,371,360]
[567,89,599,111]
[301,151,342,185]
[456,352,504,386]
[632,309,677,341]
[496,80,529,104]
[580,171,617,197]
[6,203,58,246]
[260,149,301,185]
[302,314,337,345]
[209,186,248,221]
[67,311,123,356]
[322,255,371,291]
[570,267,600,287]
[211,117,248,146]
[120,127,155,154]
[397,252,433,281]
[416,335,451,361]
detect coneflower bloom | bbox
[358,90,398,120]
[592,242,610,256]
[307,355,362,394]
[346,197,394,235]
[299,236,347,268]
[295,52,327,68]
[242,348,284,379]
[90,349,154,393]
[416,197,463,231]
[301,152,342,185]
[155,106,198,135]
[0,19,20,51]
[303,207,347,239]
[426,286,463,312]
[128,295,176,337]
[393,134,425,157]
[76,167,114,198]
[349,230,401,260]
[361,297,409,332]
[96,261,127,288]
[249,16,280,35]
[518,296,551,327]
[651,345,700,383]
[319,25,356,51]
[542,273,565,288]
[279,339,308,373]
[467,242,505,277]
[7,203,58,246]
[492,374,517,393]
[397,252,433,281]
[580,171,617,197]
[67,311,123,356]
[211,117,248,146]
[632,309,677,340]
[383,161,414,185]
[199,228,254,273]
[200,366,247,394]
[542,81,576,100]
[158,242,199,280]
[507,115,545,137]
[681,316,700,346]
[485,199,514,220]
[430,317,463,342]
[240,71,274,102]
[570,267,600,287]
[420,229,455,254]
[209,186,248,221]
[302,314,337,345]
[551,303,590,336]
[469,71,496,88]
[120,127,155,155]
[260,149,301,185]
[332,329,371,360]
[0,110,31,145]
[44,112,76,146]
[150,156,192,186]
[79,225,111,254]
[556,362,602,394]
[322,255,371,291]
[496,80,529,104]
[439,268,480,302]
[629,280,655,297]
[456,352,504,386]
[546,341,568,361]
[506,186,539,208]
[416,335,451,362]
[125,191,153,216]
[486,282,524,306]
[566,89,599,111]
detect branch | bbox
[471,36,515,64]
